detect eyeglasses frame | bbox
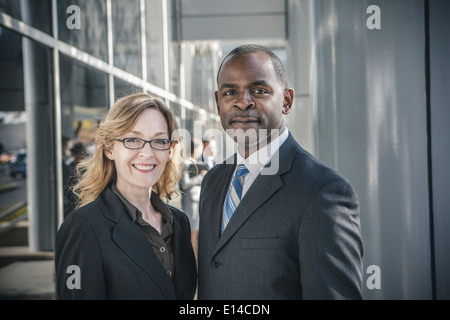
[115,137,174,151]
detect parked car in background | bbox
[9,151,26,178]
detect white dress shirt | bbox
[233,127,289,199]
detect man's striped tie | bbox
[222,164,249,234]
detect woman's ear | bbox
[104,147,114,160]
[168,142,175,159]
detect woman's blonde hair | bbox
[74,93,183,207]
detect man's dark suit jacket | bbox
[198,133,363,299]
[55,186,197,300]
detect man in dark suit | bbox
[197,44,363,299]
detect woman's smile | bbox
[132,163,157,172]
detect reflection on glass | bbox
[193,45,218,113]
[21,36,55,243]
[167,0,180,95]
[114,78,142,100]
[145,0,164,88]
[59,53,109,144]
[111,0,141,77]
[58,0,108,62]
[0,27,24,111]
[184,107,194,135]
[0,0,52,34]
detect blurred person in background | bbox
[63,141,86,218]
[201,137,216,170]
[179,138,208,261]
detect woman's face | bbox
[105,108,171,195]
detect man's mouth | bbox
[230,117,260,125]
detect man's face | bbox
[215,52,293,152]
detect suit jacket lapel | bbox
[97,188,176,299]
[213,134,298,256]
[172,214,186,296]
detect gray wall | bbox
[179,0,450,299]
[286,0,314,154]
[291,0,449,299]
[429,0,450,300]
[180,0,286,41]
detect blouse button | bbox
[159,247,166,253]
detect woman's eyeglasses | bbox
[116,138,174,150]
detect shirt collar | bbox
[236,127,289,176]
[110,183,173,225]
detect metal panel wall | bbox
[286,0,315,154]
[180,0,286,41]
[306,0,433,299]
[429,0,450,300]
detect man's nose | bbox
[234,90,255,111]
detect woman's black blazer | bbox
[55,186,197,300]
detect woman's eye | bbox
[126,138,140,143]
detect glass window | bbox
[167,0,180,96]
[192,45,217,113]
[0,0,52,34]
[58,0,108,62]
[59,53,109,145]
[145,0,164,88]
[111,0,141,77]
[0,25,26,173]
[184,107,194,136]
[0,27,24,112]
[114,78,142,100]
[169,101,182,127]
[1,33,56,240]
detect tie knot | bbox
[236,164,249,177]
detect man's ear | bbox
[282,88,294,115]
[215,91,220,115]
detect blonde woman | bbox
[55,93,197,300]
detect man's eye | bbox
[253,88,268,94]
[223,90,236,96]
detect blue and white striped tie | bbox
[222,164,249,234]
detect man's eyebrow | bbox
[218,80,270,91]
[250,80,270,87]
[218,83,237,91]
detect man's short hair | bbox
[217,44,288,88]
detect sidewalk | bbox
[0,220,56,300]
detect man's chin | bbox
[229,122,260,131]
